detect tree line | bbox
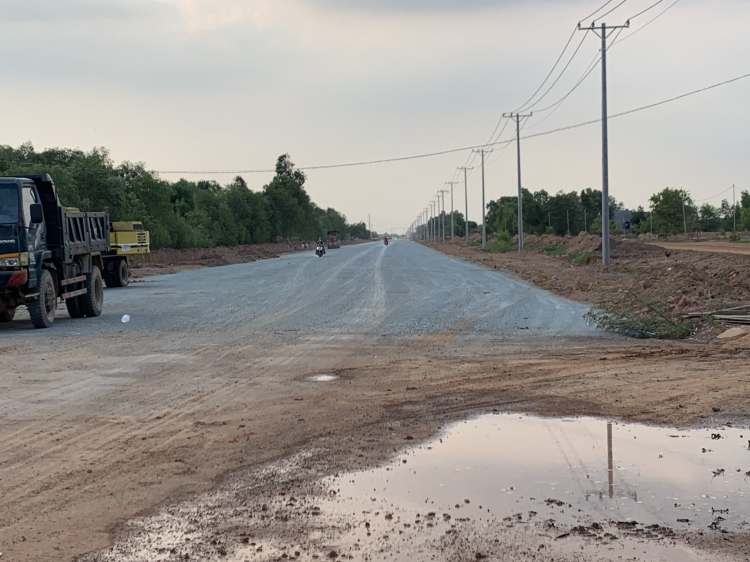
[422,186,750,239]
[0,143,372,249]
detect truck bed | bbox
[64,211,110,257]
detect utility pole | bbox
[369,214,371,238]
[446,181,458,242]
[458,167,473,246]
[733,183,737,232]
[682,197,687,236]
[439,189,448,244]
[579,20,629,266]
[472,149,493,249]
[432,199,437,242]
[503,113,533,251]
[567,209,570,235]
[584,209,587,232]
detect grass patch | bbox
[487,239,514,253]
[470,239,483,247]
[545,247,567,256]
[568,251,591,265]
[585,286,692,339]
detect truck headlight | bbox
[0,257,20,267]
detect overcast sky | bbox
[2,0,749,233]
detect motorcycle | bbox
[384,238,389,246]
[316,244,326,257]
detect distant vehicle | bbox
[327,230,341,249]
[384,236,389,246]
[102,221,150,288]
[0,174,108,328]
[316,242,326,257]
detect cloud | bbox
[308,0,518,12]
[0,0,160,22]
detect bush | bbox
[569,251,591,265]
[545,247,566,256]
[487,238,514,253]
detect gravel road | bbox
[0,240,619,562]
[2,240,595,338]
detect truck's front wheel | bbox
[0,307,15,322]
[29,270,56,329]
[81,266,104,318]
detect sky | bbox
[1,0,749,234]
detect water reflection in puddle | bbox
[334,414,750,531]
[307,374,339,382]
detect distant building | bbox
[613,210,633,233]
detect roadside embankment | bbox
[127,239,368,278]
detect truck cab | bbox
[0,175,108,328]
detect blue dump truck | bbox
[0,174,108,328]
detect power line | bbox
[505,1,621,120]
[579,0,616,23]
[528,25,627,128]
[694,186,735,203]
[156,71,750,175]
[592,0,629,23]
[613,0,681,46]
[519,32,591,113]
[628,0,665,20]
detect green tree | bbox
[649,188,697,235]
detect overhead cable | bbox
[613,0,681,46]
[628,0,665,20]
[158,71,750,175]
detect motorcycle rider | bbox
[317,237,325,255]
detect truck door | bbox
[22,184,45,251]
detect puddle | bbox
[333,414,750,532]
[306,374,339,382]
[86,414,750,562]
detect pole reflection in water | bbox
[607,422,614,499]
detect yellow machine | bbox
[103,222,150,287]
[110,222,150,255]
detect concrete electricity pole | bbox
[503,113,532,251]
[458,167,473,246]
[471,149,493,249]
[446,181,458,242]
[579,20,629,266]
[439,189,449,244]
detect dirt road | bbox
[651,240,750,256]
[0,241,748,561]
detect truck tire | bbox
[108,259,129,288]
[0,307,15,322]
[29,269,56,329]
[65,296,85,318]
[81,266,104,318]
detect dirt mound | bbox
[129,243,291,276]
[563,233,602,254]
[610,238,665,259]
[518,234,566,251]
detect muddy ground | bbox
[2,241,750,561]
